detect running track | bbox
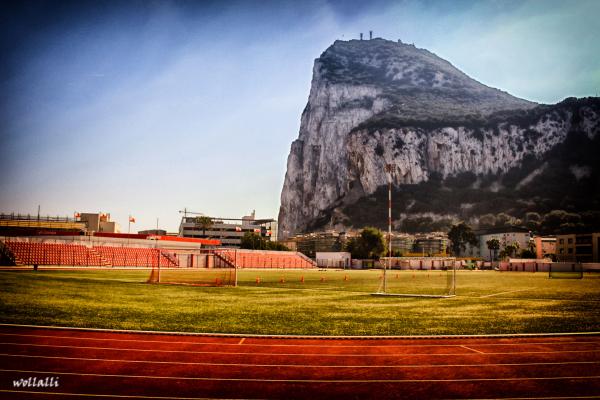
[0,325,599,399]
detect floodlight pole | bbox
[234,249,238,287]
[384,163,394,294]
[156,239,160,283]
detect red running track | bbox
[0,324,599,399]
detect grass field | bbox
[0,268,599,336]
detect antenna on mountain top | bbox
[360,33,363,40]
[369,31,373,40]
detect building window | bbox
[559,239,564,244]
[568,238,573,244]
[567,248,573,254]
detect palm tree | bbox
[195,216,213,237]
[502,242,520,259]
[486,238,500,261]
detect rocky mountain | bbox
[278,38,600,238]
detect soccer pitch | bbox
[0,269,599,336]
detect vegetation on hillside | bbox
[329,123,600,235]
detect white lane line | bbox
[1,353,599,369]
[0,389,244,400]
[461,345,486,354]
[2,342,600,357]
[2,322,599,339]
[0,333,597,348]
[0,390,228,399]
[2,369,600,383]
[467,396,600,400]
[4,342,600,357]
[1,390,598,400]
[479,289,531,298]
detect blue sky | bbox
[1,0,599,232]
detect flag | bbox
[129,216,136,223]
[74,212,80,218]
[235,226,242,232]
[253,228,260,233]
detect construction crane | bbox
[178,208,206,218]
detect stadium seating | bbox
[2,241,178,268]
[92,246,177,267]
[3,242,104,266]
[216,249,316,269]
[2,240,312,269]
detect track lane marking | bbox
[1,391,598,400]
[2,342,599,356]
[461,345,486,354]
[479,289,531,298]
[2,368,600,383]
[1,352,599,368]
[0,390,230,399]
[2,323,599,339]
[1,332,598,348]
[238,338,245,345]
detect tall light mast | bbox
[384,163,395,293]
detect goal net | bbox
[147,250,237,286]
[549,262,583,279]
[147,267,236,286]
[372,258,457,298]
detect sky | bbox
[1,0,599,233]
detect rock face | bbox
[278,38,600,238]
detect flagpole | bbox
[128,215,131,234]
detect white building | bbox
[475,227,531,261]
[178,210,277,247]
[315,252,351,268]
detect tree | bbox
[345,227,386,260]
[266,241,290,251]
[447,223,478,257]
[195,216,213,237]
[478,214,496,229]
[240,232,289,251]
[494,213,513,228]
[540,210,582,234]
[391,249,404,257]
[524,212,541,232]
[519,248,536,259]
[241,232,264,250]
[486,238,500,261]
[500,242,520,260]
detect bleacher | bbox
[1,239,312,269]
[217,249,316,269]
[5,242,104,266]
[2,241,178,267]
[93,246,177,267]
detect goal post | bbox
[147,249,237,287]
[372,258,457,298]
[147,267,236,286]
[549,262,583,279]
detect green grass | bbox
[0,269,599,336]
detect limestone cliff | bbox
[278,38,600,238]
